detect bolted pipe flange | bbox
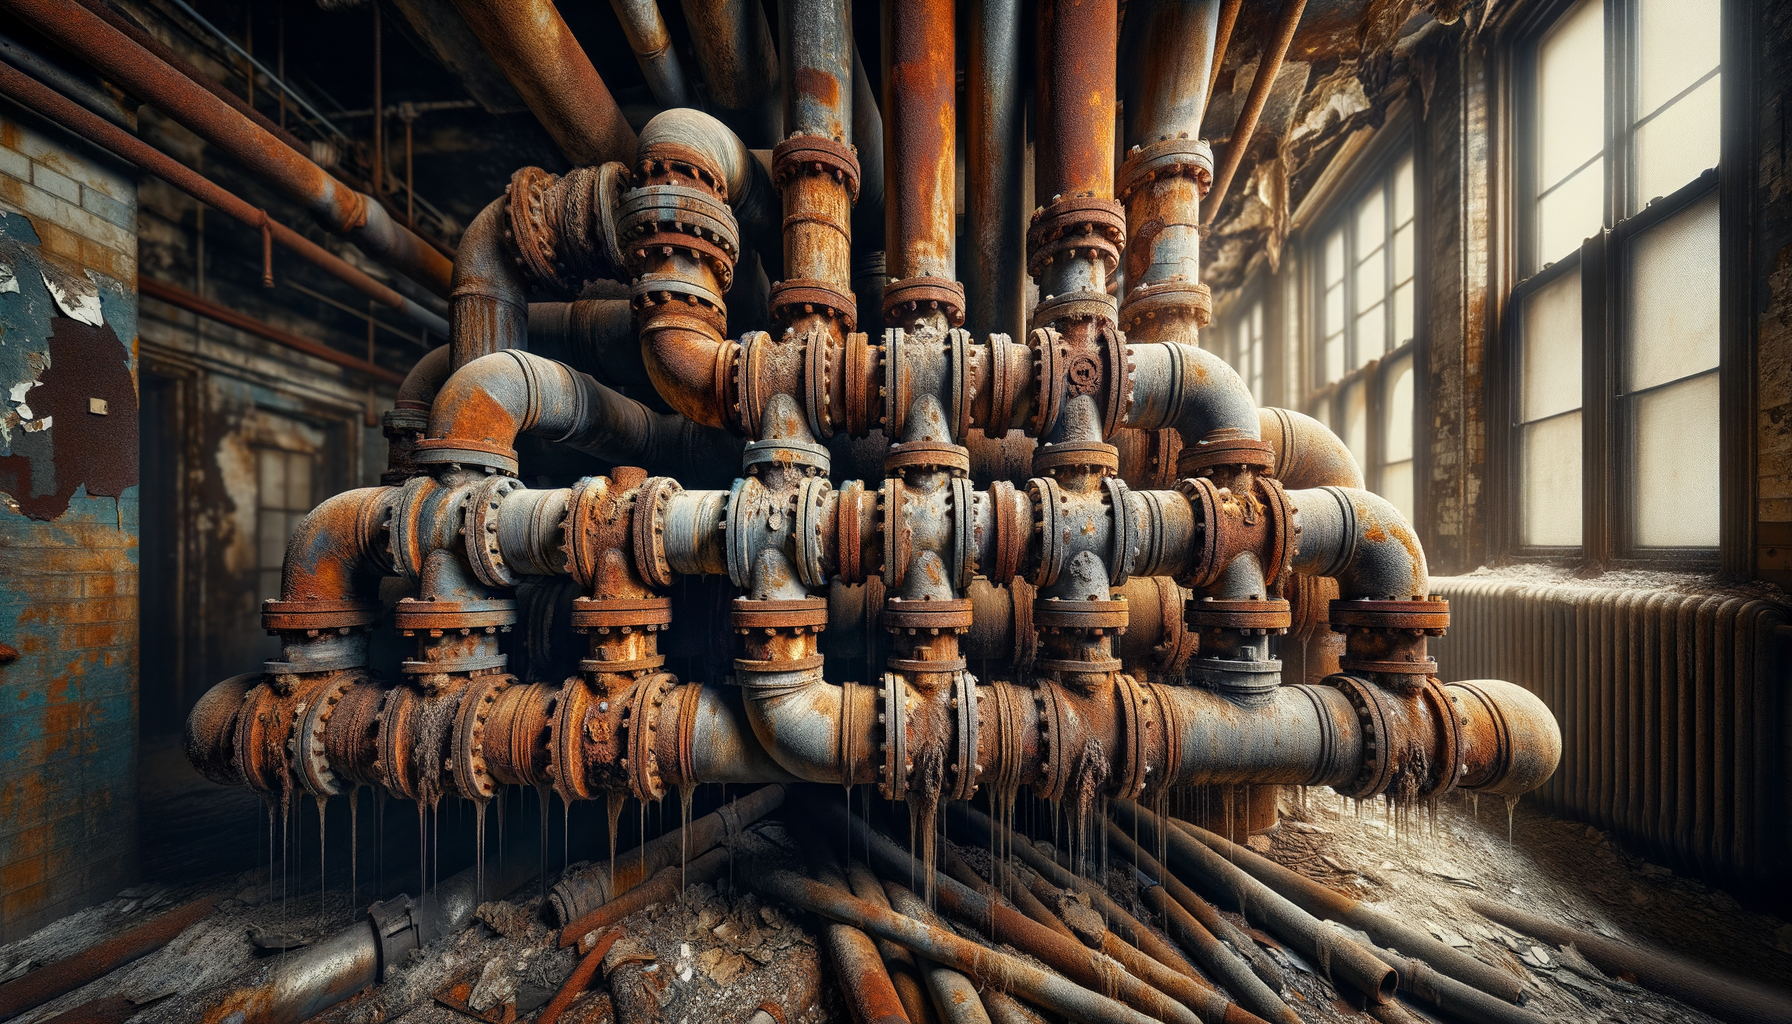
[1173,476,1223,589]
[616,183,740,271]
[291,671,361,799]
[880,478,910,590]
[771,134,862,201]
[770,278,858,332]
[1116,137,1215,202]
[982,331,1018,439]
[803,325,842,440]
[450,673,511,801]
[948,670,981,801]
[1101,324,1133,438]
[1331,597,1450,682]
[1328,673,1399,800]
[632,476,682,589]
[879,671,910,800]
[1032,440,1120,479]
[884,440,971,478]
[1031,290,1119,331]
[1026,476,1068,588]
[742,437,832,476]
[412,437,521,477]
[1185,597,1293,633]
[794,476,832,589]
[987,480,1027,584]
[1176,432,1276,478]
[882,276,966,328]
[834,479,868,584]
[505,166,580,299]
[1117,279,1212,333]
[1112,672,1151,800]
[883,597,974,634]
[842,331,884,437]
[1025,195,1126,281]
[466,475,525,588]
[949,328,976,441]
[1027,327,1067,437]
[624,671,677,802]
[731,597,829,633]
[1104,476,1136,584]
[950,476,977,591]
[546,676,595,804]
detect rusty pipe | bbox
[1034,0,1117,202]
[1122,0,1224,151]
[0,0,453,296]
[1359,937,1552,1024]
[753,868,1166,1024]
[1115,800,1398,1003]
[680,0,784,145]
[780,0,853,143]
[451,196,529,370]
[1182,823,1525,1004]
[0,60,449,334]
[884,0,958,286]
[424,349,743,478]
[610,0,696,108]
[1259,407,1364,488]
[964,0,1026,344]
[1203,0,1306,227]
[449,0,636,166]
[527,300,652,392]
[278,488,397,608]
[1205,0,1242,109]
[1288,486,1427,600]
[384,346,454,483]
[773,0,858,345]
[639,108,784,277]
[879,882,994,1024]
[814,866,914,1024]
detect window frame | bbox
[1492,0,1741,571]
[1300,131,1420,515]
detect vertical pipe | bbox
[680,0,784,145]
[883,0,957,286]
[965,0,1024,344]
[610,0,696,108]
[1202,0,1305,226]
[1034,0,1116,204]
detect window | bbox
[1229,296,1264,404]
[1509,0,1722,557]
[1304,149,1417,523]
[257,447,318,601]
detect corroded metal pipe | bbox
[1203,0,1307,226]
[449,0,637,166]
[0,0,454,297]
[610,0,696,108]
[680,0,784,145]
[964,0,1026,344]
[884,0,958,292]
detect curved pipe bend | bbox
[450,196,530,370]
[1259,407,1364,489]
[1288,486,1428,600]
[638,108,783,277]
[733,664,876,785]
[279,486,397,604]
[428,349,743,481]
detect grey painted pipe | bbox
[965,0,1026,344]
[1288,486,1429,600]
[610,0,696,107]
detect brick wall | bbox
[0,104,139,942]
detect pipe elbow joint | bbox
[1450,679,1563,797]
[736,663,848,785]
[1290,486,1428,600]
[278,486,397,604]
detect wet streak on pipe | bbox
[610,0,696,107]
[964,0,1025,343]
[781,0,853,141]
[448,0,637,167]
[883,0,957,282]
[680,0,784,145]
[0,60,448,334]
[1034,0,1117,201]
[1203,0,1306,227]
[0,0,454,296]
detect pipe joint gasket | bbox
[412,438,520,476]
[804,327,844,439]
[1026,476,1068,587]
[1031,289,1119,332]
[949,328,976,441]
[834,480,868,584]
[742,437,832,476]
[262,598,383,633]
[982,332,1018,439]
[880,671,910,800]
[1329,597,1452,634]
[731,597,829,632]
[883,276,966,328]
[949,670,981,800]
[1174,476,1224,589]
[1186,597,1293,632]
[770,278,857,331]
[794,477,832,588]
[625,671,677,801]
[1033,598,1129,632]
[399,652,508,675]
[1116,137,1215,202]
[449,674,511,801]
[394,596,518,634]
[1033,440,1119,478]
[570,596,672,633]
[884,440,971,477]
[880,479,909,589]
[771,134,862,203]
[1105,476,1136,584]
[1117,279,1212,334]
[1328,673,1399,799]
[1026,195,1126,280]
[292,671,360,798]
[950,476,977,590]
[883,597,974,634]
[1113,672,1150,800]
[986,480,1027,584]
[1177,433,1275,477]
[1102,324,1134,437]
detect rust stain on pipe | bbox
[0,896,218,1020]
[140,278,405,385]
[884,0,958,282]
[1035,0,1118,201]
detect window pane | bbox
[1631,373,1719,547]
[1342,379,1368,471]
[1381,460,1414,525]
[1324,283,1345,341]
[1626,192,1719,392]
[260,568,283,604]
[1355,189,1386,254]
[1385,356,1414,462]
[1537,0,1604,189]
[1636,75,1720,209]
[1537,163,1603,269]
[258,449,284,510]
[1355,248,1386,313]
[1325,230,1346,287]
[1392,223,1414,286]
[1355,303,1385,366]
[1393,281,1414,348]
[1638,0,1720,116]
[258,512,287,570]
[286,451,312,512]
[1324,331,1344,384]
[1521,411,1583,546]
[1392,156,1414,227]
[1521,271,1583,422]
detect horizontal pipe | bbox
[0,61,448,335]
[140,278,407,385]
[0,0,453,295]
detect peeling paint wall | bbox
[0,106,139,943]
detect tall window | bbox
[1307,150,1417,523]
[1510,0,1722,555]
[257,446,318,601]
[1229,297,1264,404]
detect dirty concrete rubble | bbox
[0,0,1789,1022]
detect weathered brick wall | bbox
[0,106,139,942]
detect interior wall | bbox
[0,104,140,942]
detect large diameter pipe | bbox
[448,0,637,167]
[1035,0,1117,201]
[884,0,957,283]
[1122,0,1224,150]
[680,0,784,145]
[780,0,853,141]
[610,0,696,108]
[1115,800,1397,1003]
[0,0,453,297]
[1183,822,1524,1004]
[0,60,447,335]
[1203,0,1307,226]
[964,0,1025,343]
[1470,900,1792,1024]
[199,824,543,1024]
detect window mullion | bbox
[1580,228,1612,568]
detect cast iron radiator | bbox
[1429,576,1789,889]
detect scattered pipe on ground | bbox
[0,0,454,296]
[1114,800,1398,1004]
[1355,935,1550,1024]
[1183,821,1525,1003]
[845,856,936,1024]
[537,927,624,1024]
[1106,826,1300,1024]
[559,847,734,947]
[550,784,786,925]
[880,882,992,1024]
[1470,900,1792,1024]
[0,896,217,1022]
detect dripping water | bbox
[607,790,626,892]
[349,787,359,908]
[537,786,550,905]
[563,798,571,877]
[1505,794,1519,844]
[316,795,328,921]
[474,797,487,905]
